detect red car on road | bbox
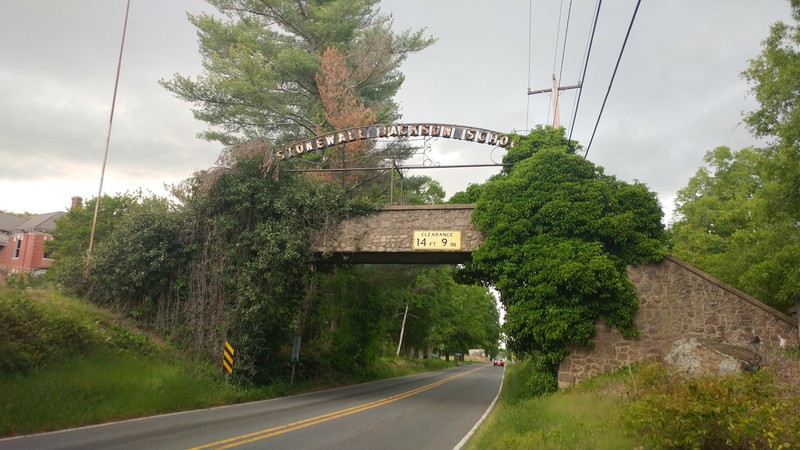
[493,358,504,367]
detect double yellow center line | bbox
[190,365,485,449]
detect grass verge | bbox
[0,350,245,436]
[466,363,642,450]
[467,353,800,450]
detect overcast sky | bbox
[1,1,793,224]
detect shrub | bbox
[622,362,800,449]
[0,289,95,373]
[3,272,47,289]
[507,355,559,398]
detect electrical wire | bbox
[525,0,533,131]
[552,0,565,75]
[570,0,600,132]
[546,0,566,125]
[568,0,602,142]
[584,0,642,159]
[556,0,574,88]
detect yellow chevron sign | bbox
[223,341,235,374]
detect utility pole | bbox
[528,75,581,128]
[396,302,409,356]
[88,0,131,262]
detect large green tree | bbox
[86,197,189,317]
[189,155,365,382]
[47,193,140,261]
[389,266,500,359]
[744,0,800,148]
[303,265,399,374]
[671,146,799,311]
[399,175,446,205]
[743,0,800,219]
[671,1,800,312]
[46,193,141,294]
[161,0,433,146]
[458,127,666,390]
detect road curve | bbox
[0,363,504,450]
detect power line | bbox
[569,0,600,133]
[525,0,534,130]
[528,0,581,129]
[545,1,566,125]
[556,0,574,88]
[568,0,602,142]
[584,0,642,159]
[552,0,565,75]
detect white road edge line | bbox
[452,364,505,450]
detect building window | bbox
[43,240,54,259]
[13,237,22,258]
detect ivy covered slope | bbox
[457,126,667,383]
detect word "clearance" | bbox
[276,123,512,160]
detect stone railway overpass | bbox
[313,205,799,385]
[312,204,479,264]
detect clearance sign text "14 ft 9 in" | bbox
[413,231,462,250]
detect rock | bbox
[664,337,762,377]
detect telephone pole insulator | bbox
[528,76,581,128]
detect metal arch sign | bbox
[275,123,512,160]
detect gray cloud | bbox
[0,0,793,220]
[383,0,790,223]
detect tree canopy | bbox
[671,0,800,312]
[670,145,799,311]
[742,0,800,219]
[161,0,434,146]
[457,126,666,391]
[47,193,140,261]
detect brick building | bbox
[0,211,65,279]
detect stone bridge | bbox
[313,204,799,385]
[312,204,482,264]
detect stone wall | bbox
[558,256,799,387]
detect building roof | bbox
[14,212,65,232]
[0,212,65,247]
[0,212,26,233]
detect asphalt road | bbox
[0,363,504,450]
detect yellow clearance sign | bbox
[412,231,461,250]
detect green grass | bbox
[0,286,251,436]
[0,350,244,436]
[466,364,642,450]
[0,287,284,436]
[370,356,455,379]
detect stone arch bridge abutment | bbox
[313,205,799,385]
